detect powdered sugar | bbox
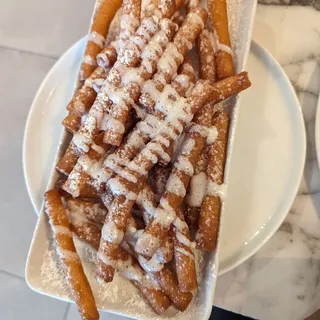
[88,31,105,48]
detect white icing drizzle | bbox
[121,68,144,87]
[68,200,106,225]
[81,114,87,124]
[154,85,180,116]
[57,248,80,262]
[142,80,159,104]
[136,189,155,224]
[132,35,146,51]
[119,170,138,183]
[108,177,137,201]
[188,12,205,29]
[181,36,193,51]
[83,54,97,66]
[141,29,168,73]
[78,155,110,185]
[186,172,207,207]
[51,225,73,237]
[65,169,81,197]
[125,99,196,192]
[207,126,218,144]
[212,30,233,56]
[72,98,105,152]
[165,125,179,140]
[173,217,192,248]
[127,130,146,150]
[132,103,147,119]
[127,161,148,176]
[103,15,177,138]
[157,43,183,77]
[91,142,105,155]
[166,173,186,197]
[174,156,194,176]
[105,117,125,135]
[73,133,90,153]
[92,78,105,93]
[119,15,159,64]
[174,74,191,90]
[181,137,196,156]
[141,147,158,164]
[106,83,133,110]
[101,220,124,244]
[149,141,170,163]
[138,255,163,273]
[103,158,123,176]
[136,167,197,256]
[153,198,176,228]
[134,233,161,257]
[165,98,193,132]
[120,14,140,31]
[88,31,105,48]
[119,231,160,287]
[103,143,137,176]
[176,232,191,248]
[176,247,194,260]
[120,260,160,290]
[189,124,209,137]
[156,135,170,148]
[206,180,227,200]
[84,77,94,88]
[137,114,161,138]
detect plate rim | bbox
[218,40,306,275]
[22,38,306,276]
[22,37,84,215]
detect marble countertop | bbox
[215,2,320,320]
[0,1,319,320]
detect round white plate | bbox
[23,39,306,275]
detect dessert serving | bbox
[28,0,254,319]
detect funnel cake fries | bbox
[70,3,180,159]
[79,0,122,82]
[208,0,234,79]
[59,0,142,172]
[62,67,109,134]
[63,42,196,200]
[97,0,142,69]
[185,28,216,227]
[123,217,193,311]
[193,1,233,251]
[60,0,141,154]
[196,111,229,251]
[59,2,199,180]
[99,72,250,282]
[132,73,250,251]
[45,190,99,320]
[103,7,207,146]
[44,1,252,318]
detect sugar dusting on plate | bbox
[40,240,70,296]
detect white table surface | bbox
[1,1,319,319]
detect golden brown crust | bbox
[45,190,99,320]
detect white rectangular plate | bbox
[25,1,257,319]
